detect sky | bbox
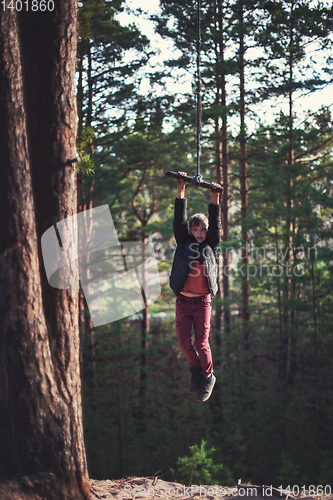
[116,0,192,98]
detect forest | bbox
[77,0,333,488]
[0,0,333,498]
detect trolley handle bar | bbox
[165,171,222,193]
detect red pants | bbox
[175,294,213,377]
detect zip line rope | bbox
[195,0,202,182]
[165,0,222,193]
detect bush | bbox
[171,440,233,486]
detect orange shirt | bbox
[182,260,209,295]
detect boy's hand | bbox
[176,171,187,199]
[209,182,222,204]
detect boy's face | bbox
[190,222,207,243]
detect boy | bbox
[169,172,221,402]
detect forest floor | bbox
[90,476,333,500]
[1,475,332,499]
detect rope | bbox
[195,0,202,181]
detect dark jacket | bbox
[169,197,221,297]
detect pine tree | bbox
[254,0,333,386]
[0,4,90,499]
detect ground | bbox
[0,475,331,499]
[90,476,333,500]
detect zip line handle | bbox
[165,171,223,193]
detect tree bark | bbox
[218,0,231,340]
[238,3,250,336]
[213,3,223,351]
[0,4,90,499]
[280,0,295,385]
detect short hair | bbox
[189,213,208,232]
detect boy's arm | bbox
[210,183,220,205]
[176,171,186,199]
[207,182,222,248]
[173,172,189,244]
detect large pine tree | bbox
[0,4,90,499]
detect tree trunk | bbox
[80,199,98,388]
[76,36,97,387]
[87,40,93,130]
[281,0,295,385]
[0,5,90,499]
[214,0,231,352]
[77,50,84,139]
[213,40,223,349]
[138,230,149,427]
[218,0,231,340]
[238,3,249,337]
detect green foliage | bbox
[77,126,95,175]
[171,440,232,486]
[78,0,333,489]
[78,0,120,41]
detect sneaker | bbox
[188,368,202,394]
[196,374,216,402]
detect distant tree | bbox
[76,0,151,392]
[77,0,150,143]
[215,0,232,343]
[153,0,236,348]
[255,0,333,384]
[172,439,233,486]
[231,0,250,337]
[0,4,90,499]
